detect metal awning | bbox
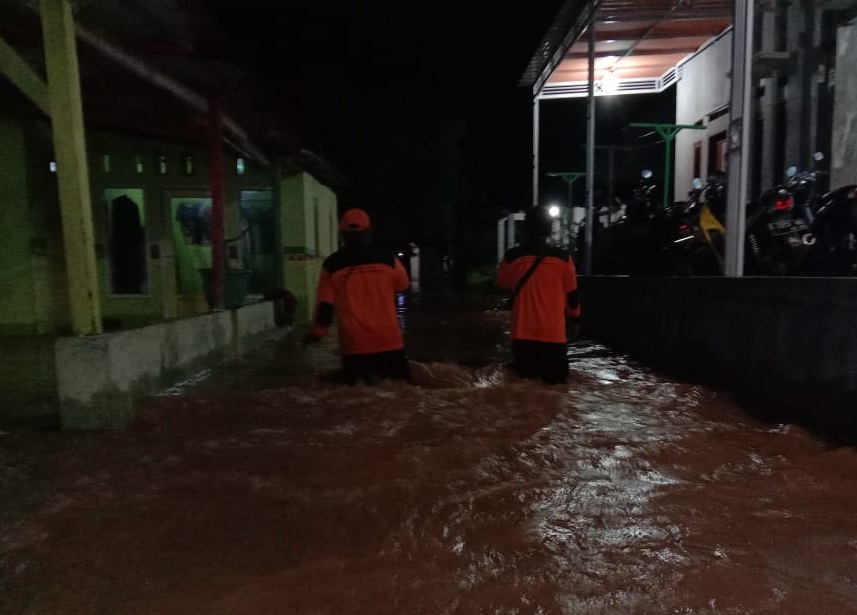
[522,0,732,98]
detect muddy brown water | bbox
[2,294,857,614]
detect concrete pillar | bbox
[783,0,821,172]
[757,9,777,191]
[40,0,102,335]
[831,23,857,188]
[208,99,226,310]
[409,245,420,286]
[584,19,596,275]
[497,218,505,262]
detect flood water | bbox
[2,292,857,614]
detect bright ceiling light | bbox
[596,55,619,70]
[548,205,561,218]
[600,70,619,94]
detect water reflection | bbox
[2,297,857,614]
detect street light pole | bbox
[546,171,586,249]
[546,171,586,209]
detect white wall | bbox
[674,30,733,199]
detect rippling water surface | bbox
[2,294,857,614]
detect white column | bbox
[533,97,541,207]
[724,0,755,277]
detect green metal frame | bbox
[630,122,706,209]
[545,171,586,209]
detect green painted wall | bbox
[281,172,308,253]
[84,131,276,327]
[24,121,69,334]
[0,119,37,333]
[280,171,338,257]
[309,176,338,258]
[1,115,341,333]
[278,171,339,324]
[284,258,324,326]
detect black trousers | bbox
[341,349,412,385]
[511,340,569,385]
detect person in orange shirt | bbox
[496,205,581,384]
[302,208,412,385]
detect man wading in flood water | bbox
[497,205,581,384]
[302,208,413,385]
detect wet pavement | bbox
[2,293,857,614]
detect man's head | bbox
[525,205,553,239]
[339,208,371,245]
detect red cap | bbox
[339,208,371,231]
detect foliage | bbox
[463,264,502,294]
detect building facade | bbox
[674,4,857,200]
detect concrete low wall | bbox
[55,301,284,430]
[579,276,857,429]
[233,299,277,355]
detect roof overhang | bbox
[522,0,733,99]
[0,0,281,165]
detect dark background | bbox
[202,0,675,279]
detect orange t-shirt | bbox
[496,244,581,343]
[310,244,410,355]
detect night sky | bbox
[201,0,675,257]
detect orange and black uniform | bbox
[309,243,411,384]
[497,243,581,384]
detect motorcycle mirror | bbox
[786,166,797,178]
[813,151,825,162]
[641,169,653,179]
[692,178,703,190]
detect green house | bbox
[0,0,343,427]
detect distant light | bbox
[49,161,57,173]
[397,252,404,257]
[548,205,560,218]
[236,158,245,175]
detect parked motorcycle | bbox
[786,152,857,276]
[609,169,673,274]
[665,177,707,275]
[670,173,729,275]
[744,181,815,275]
[680,172,814,275]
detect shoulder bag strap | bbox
[509,255,545,303]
